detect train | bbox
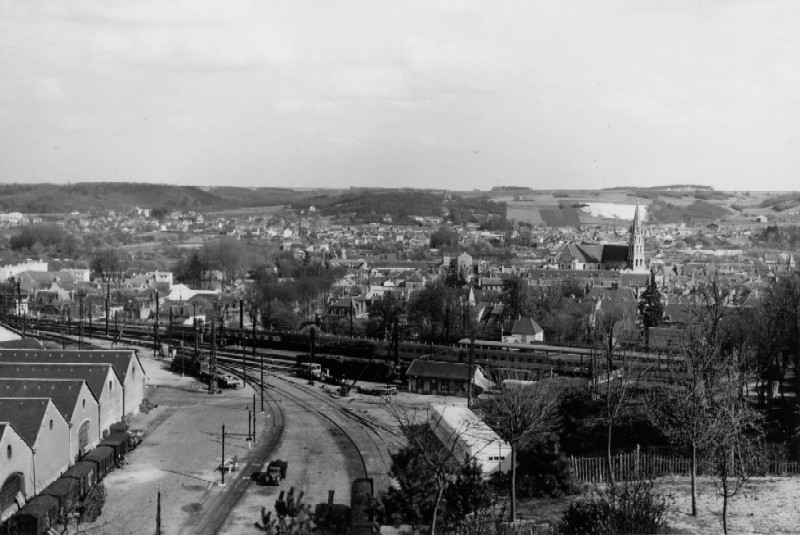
[2,431,135,535]
[20,316,646,380]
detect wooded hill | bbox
[0,183,319,214]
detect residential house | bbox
[503,317,544,343]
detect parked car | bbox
[218,374,243,389]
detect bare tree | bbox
[704,347,763,535]
[592,300,644,485]
[480,375,561,523]
[647,323,723,516]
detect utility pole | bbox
[105,282,110,337]
[156,484,162,535]
[260,353,264,412]
[467,330,475,410]
[252,394,257,439]
[67,307,71,336]
[220,423,226,486]
[79,296,84,350]
[239,299,244,330]
[209,318,217,394]
[193,303,198,359]
[154,290,160,358]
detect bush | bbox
[559,480,669,534]
[514,435,576,498]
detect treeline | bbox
[301,190,446,224]
[753,225,800,249]
[0,183,318,214]
[648,200,729,225]
[297,189,507,227]
[759,193,800,212]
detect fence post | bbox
[635,444,640,479]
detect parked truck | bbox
[265,459,288,485]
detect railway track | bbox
[187,366,286,535]
[219,361,370,479]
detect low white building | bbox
[430,404,512,477]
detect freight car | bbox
[3,435,131,534]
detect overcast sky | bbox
[1,1,798,191]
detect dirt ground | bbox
[660,476,800,534]
[513,476,800,534]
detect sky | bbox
[1,1,799,191]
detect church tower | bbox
[628,199,646,272]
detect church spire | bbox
[629,198,646,272]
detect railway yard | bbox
[4,322,436,534]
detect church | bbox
[556,202,647,272]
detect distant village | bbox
[0,200,794,352]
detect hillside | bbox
[294,189,507,226]
[0,183,321,214]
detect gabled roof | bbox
[0,422,33,458]
[0,363,114,400]
[0,349,141,384]
[0,397,51,447]
[0,379,95,423]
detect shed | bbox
[406,360,492,397]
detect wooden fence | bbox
[570,446,800,483]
